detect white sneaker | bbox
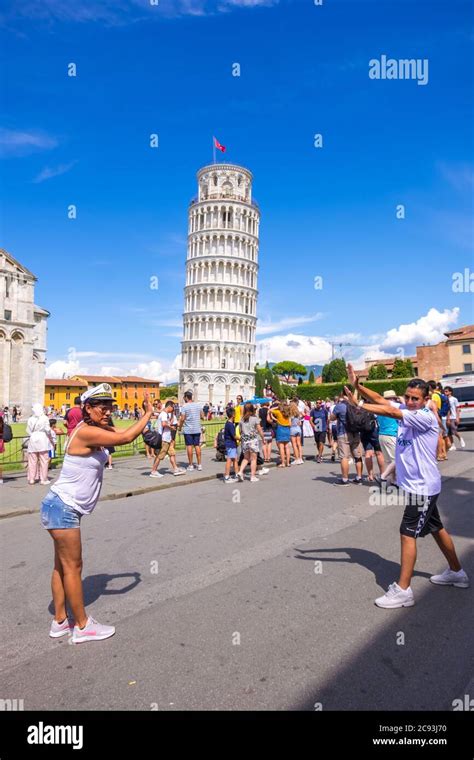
[375,582,415,609]
[460,438,466,448]
[250,476,260,482]
[71,616,115,644]
[236,472,244,482]
[49,617,74,638]
[40,480,52,485]
[172,469,185,476]
[290,460,298,466]
[186,465,195,472]
[149,471,164,478]
[297,458,304,465]
[197,464,202,471]
[258,467,270,475]
[448,445,456,452]
[430,568,469,588]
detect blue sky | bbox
[1,0,473,382]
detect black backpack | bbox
[346,404,376,434]
[142,428,162,451]
[2,423,13,443]
[216,429,226,453]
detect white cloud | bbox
[2,0,278,26]
[381,307,460,349]
[257,313,325,336]
[33,160,77,183]
[0,128,58,157]
[257,334,333,365]
[45,359,85,378]
[131,355,181,385]
[46,351,181,385]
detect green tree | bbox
[322,358,347,383]
[308,369,315,384]
[271,361,307,383]
[298,376,303,385]
[254,368,265,396]
[392,358,408,378]
[405,359,415,377]
[368,363,388,379]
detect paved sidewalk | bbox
[0,446,280,519]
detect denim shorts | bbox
[40,491,82,530]
[226,447,237,459]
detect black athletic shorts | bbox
[360,428,382,452]
[399,493,443,538]
[314,431,327,446]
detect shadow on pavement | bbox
[294,547,431,589]
[47,572,141,613]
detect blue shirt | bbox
[333,402,348,436]
[311,408,328,432]
[377,414,399,437]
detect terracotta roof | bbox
[45,379,87,387]
[365,356,417,368]
[116,376,160,384]
[72,375,122,383]
[445,325,474,342]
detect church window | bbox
[4,310,12,321]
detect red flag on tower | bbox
[214,137,226,153]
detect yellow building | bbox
[71,375,161,409]
[44,379,88,411]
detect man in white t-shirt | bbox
[150,400,185,477]
[345,364,469,609]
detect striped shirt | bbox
[182,402,202,434]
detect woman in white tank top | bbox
[41,383,154,644]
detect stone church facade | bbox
[0,249,49,412]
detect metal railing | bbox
[1,421,227,471]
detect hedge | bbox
[281,378,415,401]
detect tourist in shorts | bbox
[346,365,469,608]
[40,383,154,643]
[310,399,328,463]
[150,400,185,477]
[444,385,466,451]
[223,408,238,483]
[268,402,291,468]
[258,399,273,463]
[178,391,204,471]
[236,403,265,482]
[330,396,363,486]
[289,401,303,465]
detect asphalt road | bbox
[1,438,473,711]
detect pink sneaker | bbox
[71,616,115,644]
[49,618,74,638]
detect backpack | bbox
[439,393,450,417]
[142,428,162,450]
[216,429,226,453]
[346,404,376,434]
[2,423,13,443]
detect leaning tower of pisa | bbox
[179,163,260,405]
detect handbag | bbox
[142,428,162,450]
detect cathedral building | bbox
[0,249,49,411]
